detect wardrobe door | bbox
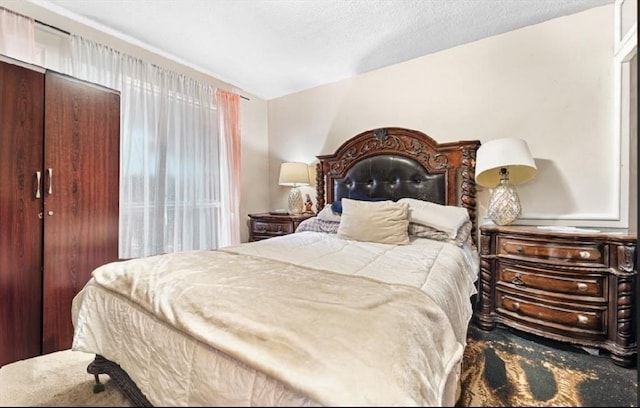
[0,60,44,366]
[42,72,120,354]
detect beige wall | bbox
[268,4,635,232]
[238,97,270,242]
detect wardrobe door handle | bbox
[47,168,53,195]
[35,171,41,198]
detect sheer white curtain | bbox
[0,7,36,63]
[68,36,229,258]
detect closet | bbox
[0,57,120,366]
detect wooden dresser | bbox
[248,213,315,241]
[475,224,637,367]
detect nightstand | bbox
[475,224,637,367]
[248,213,315,242]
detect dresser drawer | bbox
[248,213,315,242]
[497,237,605,266]
[496,262,607,301]
[252,220,294,236]
[495,289,607,338]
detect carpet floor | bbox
[0,325,636,407]
[0,349,131,407]
[458,324,638,407]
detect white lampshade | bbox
[475,138,537,226]
[278,162,310,187]
[279,162,310,215]
[475,138,537,188]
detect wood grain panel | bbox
[42,72,120,354]
[0,61,44,366]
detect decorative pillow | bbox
[337,198,410,245]
[407,223,449,241]
[330,192,388,214]
[296,217,340,234]
[397,198,469,238]
[316,204,343,223]
[409,220,473,248]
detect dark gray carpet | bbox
[458,324,638,407]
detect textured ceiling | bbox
[33,0,612,100]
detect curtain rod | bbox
[36,19,70,35]
[34,19,251,101]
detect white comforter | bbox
[72,232,479,406]
[227,231,479,345]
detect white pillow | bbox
[316,204,342,223]
[398,198,469,238]
[337,198,410,245]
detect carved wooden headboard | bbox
[315,127,481,243]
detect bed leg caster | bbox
[93,374,105,393]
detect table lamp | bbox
[475,138,537,225]
[278,162,310,215]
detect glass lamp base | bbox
[287,187,303,215]
[487,182,521,226]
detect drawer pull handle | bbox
[511,275,524,286]
[579,251,590,259]
[577,315,588,325]
[515,246,524,253]
[512,301,520,311]
[577,283,588,291]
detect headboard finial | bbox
[373,128,388,141]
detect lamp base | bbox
[487,182,521,226]
[287,187,303,215]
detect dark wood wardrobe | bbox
[0,57,120,366]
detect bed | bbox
[71,127,481,406]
